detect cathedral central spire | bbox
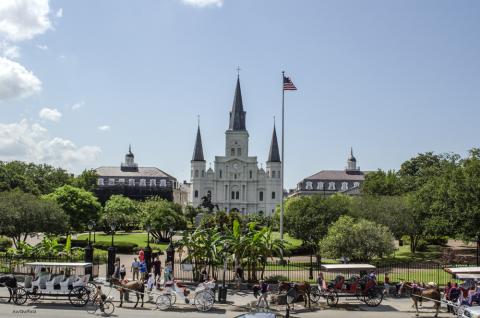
[192,124,205,162]
[229,76,246,131]
[267,124,281,162]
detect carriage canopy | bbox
[444,267,480,274]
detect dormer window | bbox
[160,179,167,187]
[150,179,156,187]
[341,182,348,191]
[129,179,135,186]
[353,182,360,188]
[140,179,146,187]
[108,178,115,185]
[317,182,324,190]
[98,178,104,186]
[328,182,336,190]
[119,178,125,184]
[306,181,313,190]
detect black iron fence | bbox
[172,260,477,286]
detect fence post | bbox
[437,263,440,286]
[287,260,290,281]
[407,263,410,282]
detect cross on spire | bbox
[236,66,241,77]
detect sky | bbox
[0,0,479,189]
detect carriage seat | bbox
[328,275,345,289]
[46,275,65,290]
[60,276,76,291]
[72,274,90,288]
[32,274,51,290]
[22,276,33,289]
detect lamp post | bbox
[144,224,152,273]
[107,223,116,278]
[309,237,314,280]
[218,242,228,303]
[84,220,95,279]
[166,227,175,274]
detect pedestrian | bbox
[131,257,140,280]
[138,248,145,263]
[235,265,243,289]
[139,260,147,280]
[153,256,162,281]
[120,264,127,280]
[146,273,155,301]
[113,257,121,279]
[317,272,325,291]
[444,281,452,312]
[164,261,173,283]
[201,267,208,282]
[384,273,390,295]
[256,280,269,309]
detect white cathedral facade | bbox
[189,76,282,215]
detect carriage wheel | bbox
[194,290,214,312]
[166,292,177,305]
[155,294,172,310]
[27,288,41,301]
[13,287,27,305]
[326,291,338,307]
[457,305,466,318]
[69,286,89,307]
[102,300,115,316]
[85,282,96,301]
[364,287,383,307]
[310,288,321,303]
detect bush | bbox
[93,241,138,254]
[284,245,312,256]
[58,238,89,248]
[264,275,288,283]
[0,237,12,251]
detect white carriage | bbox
[14,262,95,306]
[155,280,216,312]
[444,267,480,318]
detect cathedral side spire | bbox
[192,124,205,162]
[228,76,246,131]
[267,124,281,163]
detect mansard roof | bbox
[95,166,175,179]
[304,170,366,181]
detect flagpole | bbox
[280,71,285,243]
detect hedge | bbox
[0,237,12,251]
[92,241,138,254]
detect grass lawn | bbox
[77,231,169,251]
[271,232,302,247]
[377,244,444,264]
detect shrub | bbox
[93,241,138,254]
[0,237,12,251]
[264,275,288,283]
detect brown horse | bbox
[109,277,145,308]
[399,281,441,317]
[278,281,311,309]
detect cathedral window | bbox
[231,191,235,200]
[97,178,104,186]
[108,178,115,185]
[231,148,235,156]
[236,191,240,200]
[219,170,222,178]
[272,171,276,178]
[160,179,167,187]
[234,174,237,179]
[194,190,199,198]
[242,185,245,200]
[150,179,156,187]
[202,170,205,177]
[237,148,241,156]
[129,179,135,186]
[272,191,276,199]
[317,182,324,190]
[259,191,264,201]
[328,182,336,190]
[353,182,360,188]
[194,170,199,178]
[249,170,252,179]
[306,181,313,190]
[140,179,146,187]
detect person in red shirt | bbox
[138,248,145,262]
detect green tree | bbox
[72,169,98,192]
[0,190,69,247]
[43,185,101,231]
[320,216,395,261]
[140,197,187,242]
[184,205,199,225]
[101,195,139,231]
[362,170,403,196]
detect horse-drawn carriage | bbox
[12,262,95,306]
[444,267,480,318]
[155,279,216,312]
[311,264,384,307]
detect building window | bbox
[341,182,348,191]
[272,191,276,199]
[242,185,245,200]
[317,182,324,190]
[194,170,199,178]
[249,170,252,179]
[129,179,135,186]
[225,185,228,200]
[108,178,115,185]
[328,182,336,190]
[201,170,205,177]
[259,191,264,201]
[139,179,146,187]
[353,182,360,188]
[231,191,235,200]
[306,181,313,190]
[150,179,156,187]
[97,178,104,186]
[231,148,235,156]
[237,148,241,156]
[272,171,276,178]
[194,190,199,198]
[236,191,240,200]
[160,179,167,187]
[219,170,222,179]
[234,174,237,179]
[118,178,125,184]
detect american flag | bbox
[283,75,297,91]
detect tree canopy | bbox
[140,197,187,242]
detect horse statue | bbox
[399,281,441,317]
[109,277,145,308]
[278,281,311,309]
[0,274,17,303]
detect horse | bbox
[278,281,311,309]
[0,274,18,303]
[399,281,441,317]
[109,277,145,308]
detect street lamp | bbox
[107,222,116,278]
[166,227,175,273]
[144,223,153,272]
[87,220,95,245]
[110,223,116,246]
[145,224,152,248]
[219,242,229,303]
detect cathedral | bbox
[189,76,282,215]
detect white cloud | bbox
[0,57,41,100]
[0,119,101,168]
[97,125,111,132]
[55,8,63,18]
[39,107,61,122]
[0,41,20,59]
[36,44,48,50]
[181,0,223,8]
[71,101,85,110]
[0,0,52,41]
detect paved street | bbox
[0,287,455,318]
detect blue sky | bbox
[0,0,479,188]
